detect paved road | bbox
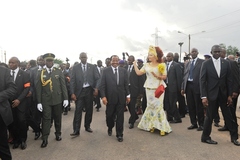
[10,102,240,160]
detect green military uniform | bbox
[36,54,68,141]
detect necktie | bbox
[114,68,118,85]
[128,65,131,72]
[12,70,15,81]
[215,60,220,77]
[83,65,87,84]
[189,59,195,80]
[49,68,51,74]
[83,65,86,72]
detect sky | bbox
[0,0,240,65]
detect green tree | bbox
[54,58,64,65]
[226,45,239,56]
[219,43,239,56]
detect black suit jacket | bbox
[167,61,182,92]
[125,65,145,98]
[227,58,240,94]
[200,58,232,101]
[100,67,129,105]
[70,63,100,98]
[182,58,204,94]
[12,69,30,112]
[29,66,39,101]
[0,67,17,126]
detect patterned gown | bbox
[137,63,172,133]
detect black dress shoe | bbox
[231,140,240,146]
[180,115,185,118]
[12,143,20,149]
[170,120,182,123]
[214,122,220,127]
[34,132,41,140]
[56,136,62,141]
[197,126,204,131]
[201,139,218,145]
[70,131,80,137]
[218,126,229,131]
[117,136,123,142]
[108,129,112,136]
[129,123,134,129]
[85,128,93,133]
[20,141,27,150]
[187,124,198,130]
[41,140,48,148]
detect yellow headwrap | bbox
[149,45,158,60]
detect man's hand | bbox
[232,92,238,99]
[71,94,77,101]
[202,98,208,107]
[63,100,69,108]
[12,99,20,108]
[102,97,108,105]
[93,89,98,97]
[227,96,232,106]
[126,97,130,104]
[181,90,185,96]
[37,103,43,112]
[26,91,32,97]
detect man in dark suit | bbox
[0,66,17,160]
[200,45,240,146]
[8,57,30,150]
[36,53,69,148]
[173,53,187,118]
[126,55,145,129]
[94,60,104,112]
[28,55,45,138]
[181,48,205,131]
[218,50,240,131]
[100,55,130,142]
[164,52,182,123]
[70,52,100,137]
[25,59,42,140]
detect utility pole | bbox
[152,27,161,46]
[4,50,6,63]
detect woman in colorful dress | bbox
[133,45,172,136]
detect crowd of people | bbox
[0,44,240,160]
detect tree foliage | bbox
[219,43,239,56]
[54,58,64,65]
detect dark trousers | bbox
[106,103,124,137]
[42,103,62,140]
[128,96,138,124]
[177,91,187,116]
[0,115,12,160]
[220,97,238,128]
[95,92,102,109]
[186,82,204,126]
[164,87,181,121]
[9,108,27,143]
[201,92,238,141]
[142,90,147,113]
[73,87,93,132]
[26,97,41,132]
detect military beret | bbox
[137,59,143,63]
[119,60,125,64]
[204,53,211,58]
[43,53,55,60]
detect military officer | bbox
[36,53,68,148]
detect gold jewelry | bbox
[41,69,53,92]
